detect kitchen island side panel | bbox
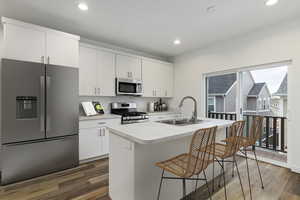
[109,127,227,200]
[109,133,135,200]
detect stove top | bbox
[111,102,149,124]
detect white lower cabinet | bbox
[79,123,110,161]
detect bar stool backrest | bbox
[184,126,217,177]
[249,116,264,146]
[224,120,245,157]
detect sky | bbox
[250,66,288,94]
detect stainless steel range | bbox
[111,102,149,124]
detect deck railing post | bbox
[281,118,285,152]
[273,118,278,151]
[265,117,270,149]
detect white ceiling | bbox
[1,0,300,58]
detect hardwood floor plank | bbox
[1,157,300,200]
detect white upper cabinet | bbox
[2,17,79,67]
[142,59,174,98]
[3,23,46,63]
[116,54,142,80]
[79,46,98,96]
[46,31,79,67]
[79,44,116,97]
[161,62,174,97]
[96,50,116,96]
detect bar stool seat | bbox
[155,126,217,200]
[156,153,213,178]
[222,136,252,148]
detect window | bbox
[207,97,215,112]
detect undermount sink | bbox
[158,118,204,126]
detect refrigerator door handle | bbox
[40,76,45,132]
[46,76,51,132]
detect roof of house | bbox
[274,74,287,96]
[248,83,266,96]
[208,73,237,95]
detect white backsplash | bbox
[79,96,172,115]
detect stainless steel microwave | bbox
[116,78,143,96]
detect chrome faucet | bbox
[178,96,198,122]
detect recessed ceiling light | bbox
[265,0,278,6]
[78,2,88,11]
[207,5,216,13]
[173,39,181,45]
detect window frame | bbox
[207,96,216,113]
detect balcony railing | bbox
[208,112,287,153]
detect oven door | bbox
[116,78,143,96]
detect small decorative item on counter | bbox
[148,102,155,112]
[92,101,105,114]
[153,98,168,112]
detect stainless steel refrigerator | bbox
[1,59,79,185]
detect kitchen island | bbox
[106,118,234,200]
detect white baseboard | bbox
[290,165,300,173]
[79,154,108,164]
[237,152,288,168]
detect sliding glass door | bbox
[205,63,288,153]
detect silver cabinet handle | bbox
[40,76,45,131]
[99,128,102,136]
[165,90,167,97]
[41,56,45,64]
[47,56,50,65]
[46,76,51,132]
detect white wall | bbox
[172,18,300,172]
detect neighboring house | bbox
[207,73,237,113]
[272,74,288,117]
[208,72,272,114]
[246,82,272,113]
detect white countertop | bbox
[79,114,121,121]
[106,118,234,144]
[79,111,179,121]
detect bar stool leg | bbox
[203,170,212,200]
[232,157,235,177]
[157,170,165,200]
[212,159,215,192]
[221,159,228,200]
[234,155,245,200]
[182,178,187,198]
[244,149,253,200]
[253,149,264,189]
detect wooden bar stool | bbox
[224,116,264,200]
[206,120,246,200]
[155,126,217,200]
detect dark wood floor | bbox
[0,159,110,200]
[1,157,300,200]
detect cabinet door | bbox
[4,23,46,63]
[116,54,141,80]
[161,63,174,97]
[101,127,110,155]
[79,128,101,160]
[46,32,79,68]
[142,59,157,97]
[96,50,116,96]
[79,46,97,96]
